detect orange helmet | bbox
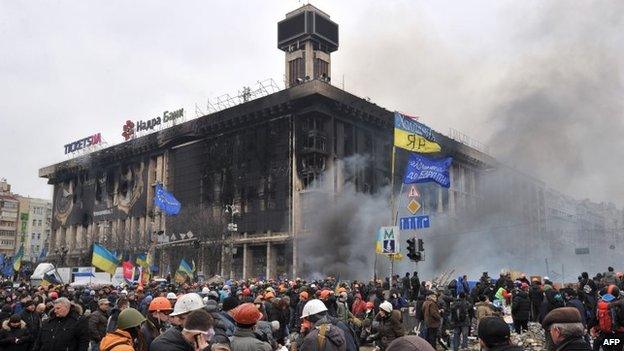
[337,287,347,293]
[231,303,263,325]
[264,291,275,299]
[365,302,374,309]
[299,291,309,301]
[320,290,331,300]
[149,297,173,312]
[242,288,252,296]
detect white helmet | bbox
[300,299,328,319]
[201,287,210,295]
[166,292,177,300]
[380,301,393,313]
[170,293,204,316]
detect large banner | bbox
[403,153,453,188]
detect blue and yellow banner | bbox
[13,245,24,272]
[394,112,441,153]
[403,153,453,188]
[92,243,120,275]
[135,253,148,268]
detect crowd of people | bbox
[0,267,623,351]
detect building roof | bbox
[39,80,495,182]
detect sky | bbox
[1,0,622,205]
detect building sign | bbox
[122,108,184,140]
[64,133,102,154]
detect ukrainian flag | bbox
[12,245,24,272]
[178,259,193,275]
[92,243,120,274]
[375,230,383,254]
[135,253,148,268]
[394,112,441,153]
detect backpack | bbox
[452,301,468,323]
[596,300,624,333]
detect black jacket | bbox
[529,284,544,305]
[150,326,193,351]
[512,291,531,321]
[0,320,32,351]
[34,308,88,351]
[554,337,591,351]
[19,309,41,342]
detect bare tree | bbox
[167,204,226,276]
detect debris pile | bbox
[510,323,546,351]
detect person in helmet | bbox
[99,308,146,351]
[299,299,347,351]
[169,293,204,327]
[151,309,215,351]
[166,293,178,308]
[369,301,404,351]
[140,297,172,349]
[229,303,271,351]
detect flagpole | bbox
[390,146,397,224]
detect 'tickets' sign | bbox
[122,108,184,141]
[64,133,102,154]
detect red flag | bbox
[122,261,134,281]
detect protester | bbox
[150,309,214,351]
[34,297,89,351]
[299,299,347,351]
[89,298,111,351]
[0,314,32,351]
[542,307,591,351]
[229,302,272,351]
[478,316,524,351]
[140,297,172,349]
[99,308,146,351]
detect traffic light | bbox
[407,238,421,262]
[417,238,424,252]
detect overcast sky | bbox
[1,1,622,205]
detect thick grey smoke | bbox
[298,155,391,281]
[486,1,624,205]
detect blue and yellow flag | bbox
[135,253,148,268]
[92,243,120,275]
[12,245,24,272]
[178,259,193,275]
[394,112,441,153]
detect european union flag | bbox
[154,183,181,215]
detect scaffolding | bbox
[194,78,282,117]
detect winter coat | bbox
[300,317,346,351]
[149,326,193,351]
[540,290,565,323]
[106,308,121,333]
[604,271,617,286]
[554,336,592,351]
[422,298,441,329]
[529,284,544,305]
[351,298,367,318]
[20,309,41,340]
[291,299,307,332]
[88,309,108,342]
[450,299,472,328]
[512,291,531,321]
[229,328,272,351]
[567,299,587,326]
[376,310,404,349]
[34,307,89,351]
[99,330,134,351]
[0,320,32,351]
[475,302,498,325]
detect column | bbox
[242,243,248,279]
[266,242,271,279]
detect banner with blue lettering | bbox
[403,153,452,188]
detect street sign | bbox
[378,226,400,254]
[407,199,421,214]
[399,215,430,230]
[408,185,420,198]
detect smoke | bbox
[297,155,391,281]
[486,1,624,205]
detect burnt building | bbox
[41,4,613,279]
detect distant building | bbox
[16,197,52,262]
[0,179,19,257]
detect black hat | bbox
[478,317,510,346]
[9,314,21,323]
[222,296,240,312]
